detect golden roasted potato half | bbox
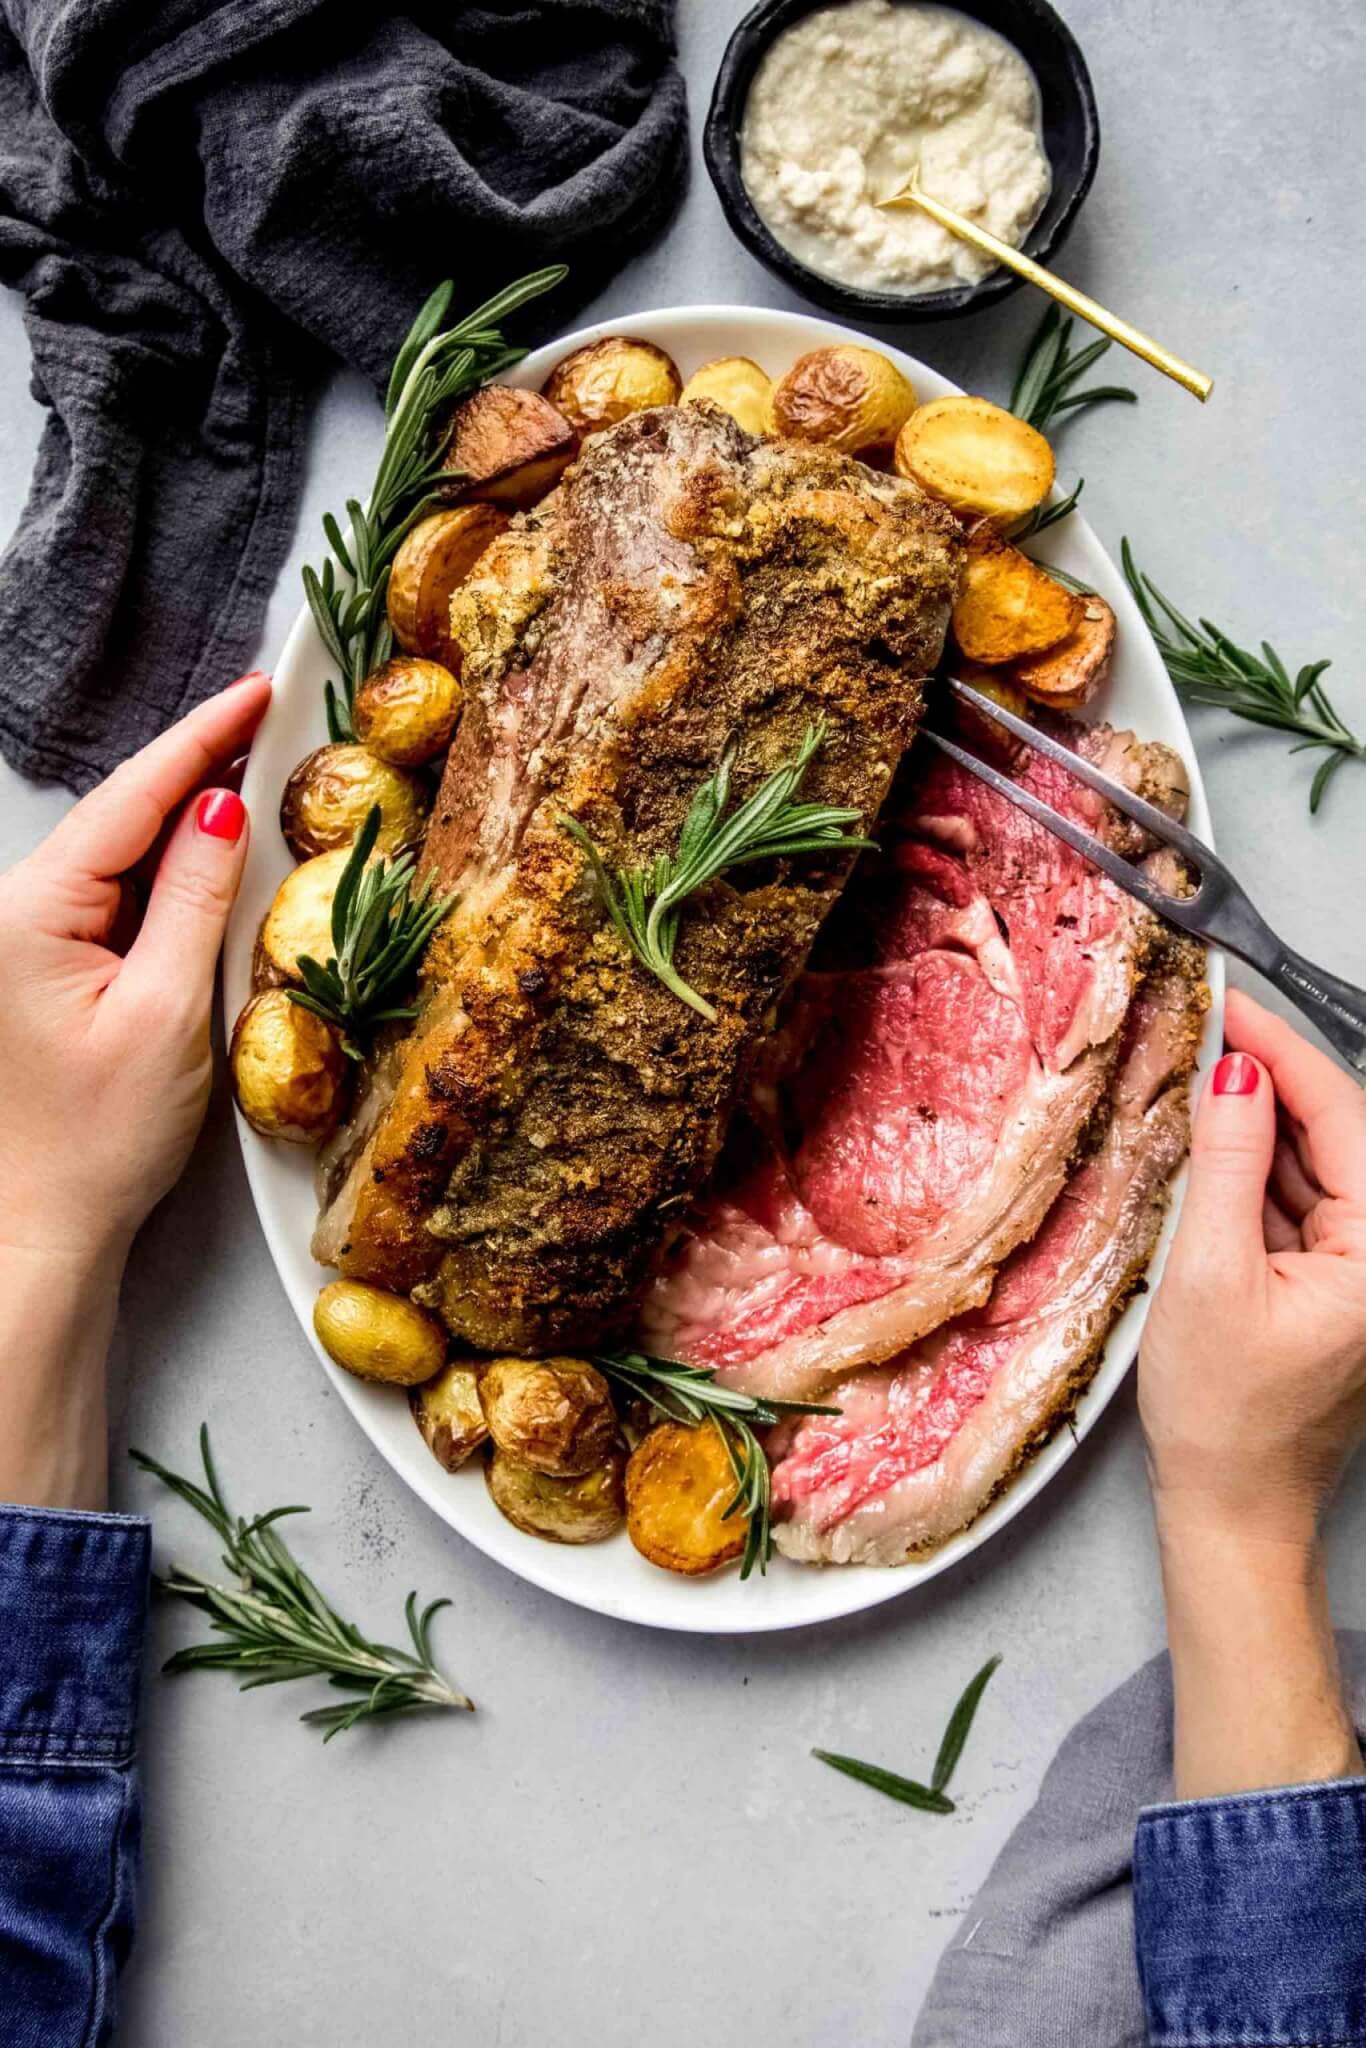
[230,989,347,1143]
[253,846,352,989]
[479,1356,618,1477]
[440,386,576,509]
[410,1362,489,1473]
[485,1446,626,1544]
[952,535,1084,665]
[679,355,773,436]
[353,656,462,769]
[313,1281,446,1387]
[894,396,1054,523]
[767,345,916,460]
[385,503,508,666]
[1009,594,1117,709]
[542,336,682,437]
[625,1421,746,1577]
[279,743,430,861]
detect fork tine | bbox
[917,728,1205,934]
[945,675,1225,879]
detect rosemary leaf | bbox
[931,1654,1003,1792]
[594,1349,837,1581]
[1122,540,1363,814]
[811,1753,955,1814]
[1010,306,1138,436]
[131,1429,472,1740]
[286,805,456,1056]
[308,265,566,733]
[562,724,873,1022]
[814,1654,1001,1813]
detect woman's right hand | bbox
[1140,988,1366,1545]
[1139,988,1366,1798]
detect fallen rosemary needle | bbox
[595,1350,838,1581]
[131,1428,471,1740]
[814,1654,1002,1813]
[287,804,456,1057]
[1122,540,1362,814]
[562,723,873,1022]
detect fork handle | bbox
[1266,944,1366,1077]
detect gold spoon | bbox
[879,167,1213,403]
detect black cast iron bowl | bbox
[704,0,1100,323]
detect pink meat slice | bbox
[769,948,1204,1564]
[639,722,1184,1400]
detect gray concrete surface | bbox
[1,3,1363,2042]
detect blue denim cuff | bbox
[0,1504,151,1766]
[1135,1777,1366,2046]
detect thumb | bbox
[1179,1049,1276,1265]
[120,788,250,1013]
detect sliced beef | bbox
[313,404,962,1351]
[770,937,1207,1563]
[638,719,1189,1400]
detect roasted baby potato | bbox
[279,743,430,861]
[313,1280,447,1387]
[410,1362,488,1473]
[479,1356,618,1477]
[625,1421,746,1577]
[439,386,576,508]
[253,846,352,989]
[679,355,773,436]
[766,345,916,460]
[894,396,1054,523]
[485,1445,626,1544]
[954,665,1033,764]
[230,989,347,1143]
[1009,594,1117,709]
[542,336,682,437]
[385,503,508,665]
[952,535,1084,665]
[353,656,462,769]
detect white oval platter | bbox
[228,303,1223,1634]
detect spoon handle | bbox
[882,172,1214,403]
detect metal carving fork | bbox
[922,676,1366,1077]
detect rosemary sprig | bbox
[1122,540,1362,814]
[594,1349,838,1580]
[561,724,874,1022]
[813,1655,1001,1814]
[1010,305,1138,435]
[130,1428,472,1740]
[287,805,456,1056]
[1008,307,1137,548]
[306,266,566,739]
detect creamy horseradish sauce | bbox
[740,0,1051,295]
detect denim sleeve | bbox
[1134,1776,1366,2046]
[0,1504,150,2048]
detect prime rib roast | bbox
[313,395,1205,1565]
[639,719,1196,1398]
[640,712,1205,1556]
[314,405,963,1352]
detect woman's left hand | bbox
[0,673,271,1507]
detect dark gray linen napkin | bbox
[911,1632,1366,2046]
[0,0,686,791]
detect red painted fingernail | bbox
[196,789,246,844]
[1212,1052,1258,1096]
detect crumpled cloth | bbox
[911,1631,1366,2046]
[0,0,686,791]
